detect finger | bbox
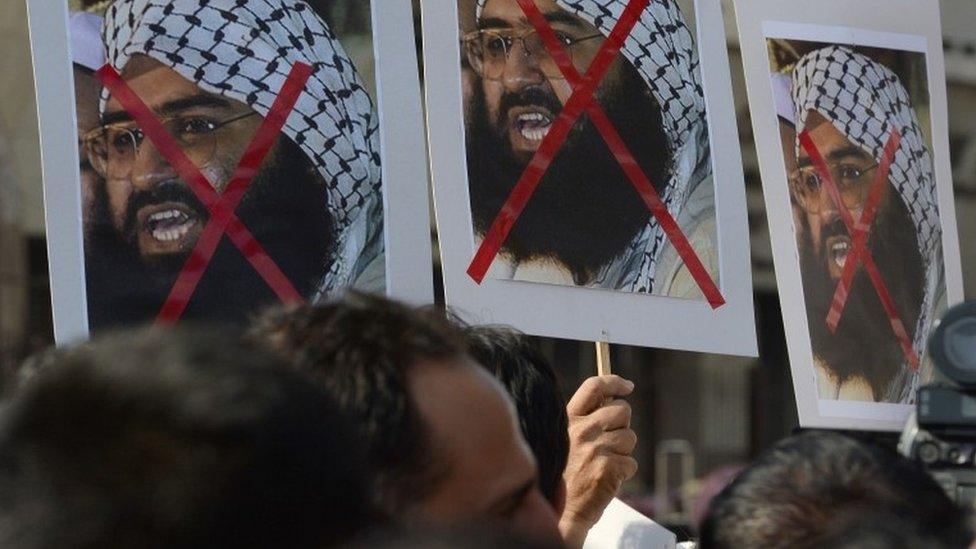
[596,454,639,485]
[598,428,637,456]
[567,376,634,416]
[620,456,638,481]
[587,400,632,431]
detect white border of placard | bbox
[422,0,757,357]
[25,0,434,345]
[733,0,965,431]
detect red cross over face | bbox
[93,59,316,325]
[794,112,926,391]
[96,57,263,262]
[794,112,886,282]
[463,0,725,307]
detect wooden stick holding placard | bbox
[596,341,612,377]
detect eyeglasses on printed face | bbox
[82,111,260,179]
[462,27,604,81]
[789,161,881,213]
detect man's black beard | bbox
[799,192,925,400]
[466,61,672,284]
[85,137,336,329]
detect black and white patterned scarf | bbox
[792,46,943,402]
[102,0,383,301]
[476,0,712,293]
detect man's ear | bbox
[552,477,567,517]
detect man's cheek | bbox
[80,172,97,215]
[202,155,236,193]
[106,179,132,231]
[548,77,574,106]
[483,82,505,126]
[807,214,826,258]
[792,204,806,246]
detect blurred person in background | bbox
[251,293,563,545]
[465,325,638,548]
[698,431,973,549]
[811,508,966,549]
[0,326,374,548]
[349,526,564,549]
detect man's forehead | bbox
[801,111,857,151]
[119,54,168,81]
[481,0,584,26]
[104,55,242,116]
[105,56,198,113]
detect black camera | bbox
[899,301,976,509]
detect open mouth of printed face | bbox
[825,234,852,281]
[508,106,555,155]
[136,201,204,259]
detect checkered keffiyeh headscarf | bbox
[792,46,944,401]
[102,0,383,301]
[476,0,711,293]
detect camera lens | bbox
[929,302,976,389]
[945,318,976,372]
[918,442,941,465]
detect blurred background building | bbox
[1,0,974,538]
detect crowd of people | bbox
[10,0,969,545]
[0,292,972,548]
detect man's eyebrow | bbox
[826,145,872,163]
[100,109,133,126]
[797,156,813,169]
[479,12,586,31]
[479,17,515,30]
[544,11,587,29]
[156,94,234,117]
[101,94,234,125]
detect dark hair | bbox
[812,508,963,549]
[464,325,569,504]
[250,292,469,513]
[699,431,973,549]
[349,525,565,549]
[0,326,372,548]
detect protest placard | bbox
[423,0,757,355]
[734,0,965,430]
[26,0,433,343]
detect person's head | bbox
[464,0,703,284]
[790,46,938,401]
[251,293,562,543]
[811,508,965,549]
[464,325,569,511]
[0,326,373,548]
[84,0,383,325]
[699,431,973,549]
[350,525,564,549]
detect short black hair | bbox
[251,292,469,514]
[699,431,973,549]
[814,507,963,549]
[464,325,569,504]
[0,326,372,548]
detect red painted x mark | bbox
[467,0,724,308]
[96,62,314,325]
[799,128,919,369]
